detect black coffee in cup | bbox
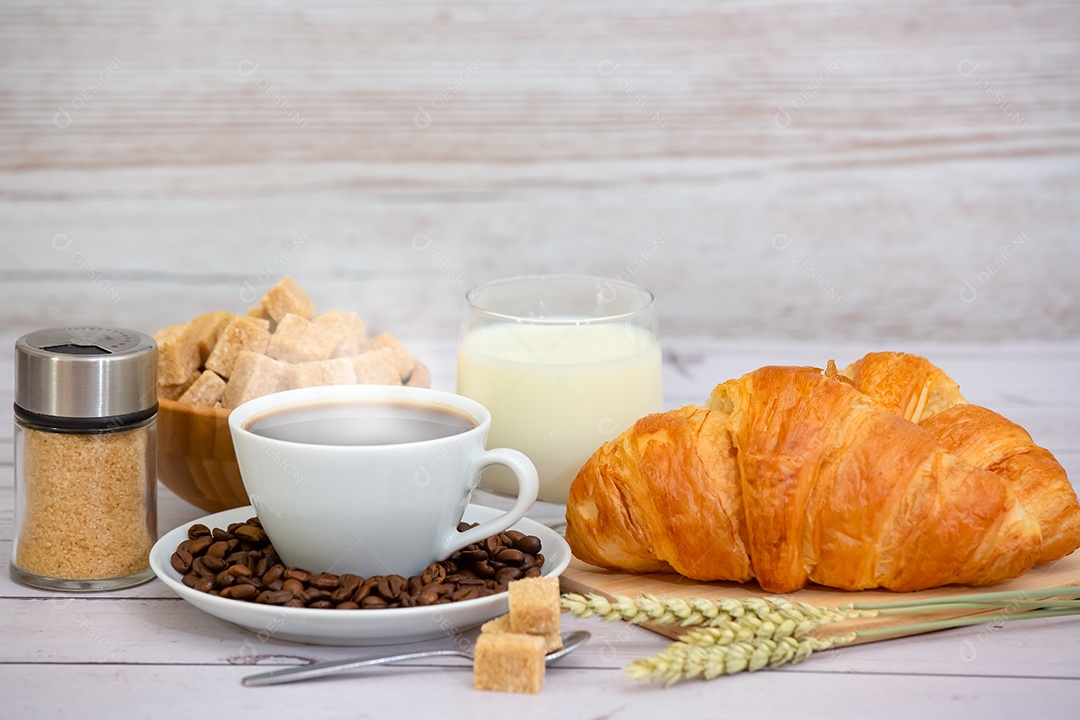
[243,398,477,446]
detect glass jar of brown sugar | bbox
[12,327,158,590]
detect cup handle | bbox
[434,448,539,560]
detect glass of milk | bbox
[456,275,662,504]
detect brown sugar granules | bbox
[15,425,155,580]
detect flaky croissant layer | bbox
[566,355,1080,593]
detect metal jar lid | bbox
[15,327,157,421]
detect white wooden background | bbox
[0,0,1078,344]
[2,1,1080,717]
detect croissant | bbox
[839,352,1080,565]
[565,361,1078,593]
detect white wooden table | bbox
[1,336,1078,719]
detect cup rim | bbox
[227,385,490,450]
[464,274,655,325]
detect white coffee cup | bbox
[228,385,539,579]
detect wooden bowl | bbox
[156,363,433,512]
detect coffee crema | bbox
[243,398,477,446]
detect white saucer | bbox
[149,505,571,646]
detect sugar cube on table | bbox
[473,632,546,694]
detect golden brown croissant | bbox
[839,352,1080,565]
[566,364,1054,593]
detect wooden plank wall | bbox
[0,0,1078,344]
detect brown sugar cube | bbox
[221,352,290,409]
[177,370,227,406]
[352,347,402,385]
[482,614,563,653]
[290,357,357,389]
[259,275,316,322]
[367,332,415,381]
[266,313,342,364]
[247,304,275,329]
[321,310,367,358]
[247,315,272,332]
[187,310,232,363]
[317,310,365,358]
[473,632,545,694]
[508,576,561,636]
[154,323,200,386]
[158,379,194,401]
[204,316,272,379]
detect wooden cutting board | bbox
[560,552,1080,644]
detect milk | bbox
[457,322,662,502]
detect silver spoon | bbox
[242,630,591,687]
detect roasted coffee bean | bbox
[227,522,245,534]
[236,576,263,590]
[474,560,495,578]
[211,528,233,542]
[483,537,502,556]
[192,557,215,579]
[495,567,522,585]
[407,575,424,596]
[181,573,199,588]
[513,535,542,555]
[416,591,439,606]
[505,529,525,543]
[234,524,267,544]
[496,548,525,565]
[262,564,285,585]
[188,535,213,557]
[284,599,305,608]
[170,550,193,574]
[254,556,269,577]
[282,578,305,595]
[534,553,544,568]
[335,601,360,610]
[421,563,446,585]
[457,521,472,532]
[226,564,253,577]
[215,570,236,588]
[206,541,230,559]
[266,579,284,592]
[188,523,211,540]
[450,587,481,602]
[309,600,334,609]
[377,574,407,600]
[222,584,258,601]
[524,567,542,578]
[301,588,332,604]
[352,579,378,603]
[422,582,453,597]
[339,574,361,593]
[177,539,193,554]
[202,555,227,573]
[283,568,310,583]
[460,549,487,563]
[194,577,214,593]
[361,596,388,609]
[258,590,295,605]
[445,572,476,584]
[309,572,339,590]
[330,586,354,603]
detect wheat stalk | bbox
[561,587,1080,685]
